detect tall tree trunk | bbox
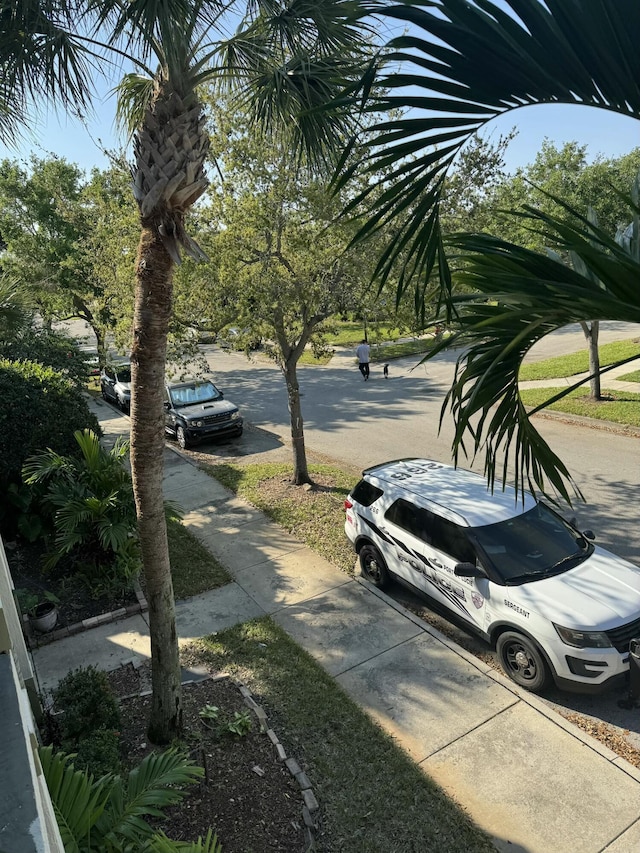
[130,224,182,743]
[93,325,108,371]
[283,359,311,485]
[580,320,601,400]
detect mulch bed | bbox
[106,663,309,852]
[5,537,138,630]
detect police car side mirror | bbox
[454,562,487,579]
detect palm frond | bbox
[348,0,640,307]
[428,201,640,502]
[100,749,203,844]
[114,73,156,139]
[0,0,97,144]
[145,828,223,852]
[39,745,110,853]
[219,0,381,168]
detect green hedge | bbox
[0,358,100,490]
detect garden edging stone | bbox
[25,579,148,647]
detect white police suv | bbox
[344,458,640,693]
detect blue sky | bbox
[2,82,638,178]
[3,96,638,177]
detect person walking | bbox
[356,339,371,381]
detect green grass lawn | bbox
[326,321,405,346]
[519,387,640,427]
[203,462,359,573]
[167,518,231,599]
[298,349,334,365]
[185,619,494,853]
[618,370,640,383]
[370,334,451,362]
[519,339,640,381]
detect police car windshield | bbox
[169,381,221,407]
[470,503,593,585]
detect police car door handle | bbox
[430,558,443,568]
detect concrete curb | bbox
[528,406,640,439]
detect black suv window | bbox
[351,479,383,507]
[386,500,476,561]
[429,514,476,563]
[385,499,430,541]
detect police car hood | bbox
[514,546,640,629]
[179,399,237,420]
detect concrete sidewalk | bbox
[32,400,640,853]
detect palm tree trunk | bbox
[282,359,311,485]
[130,224,182,743]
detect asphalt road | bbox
[201,321,640,562]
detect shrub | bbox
[66,729,122,778]
[0,358,100,497]
[23,429,140,595]
[53,665,121,743]
[0,327,94,386]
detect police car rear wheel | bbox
[359,544,390,589]
[497,631,551,693]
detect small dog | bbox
[383,363,389,379]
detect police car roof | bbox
[362,458,537,528]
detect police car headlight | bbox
[553,624,612,648]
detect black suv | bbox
[164,378,243,449]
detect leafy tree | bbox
[349,0,640,500]
[0,156,87,324]
[485,143,640,399]
[199,96,382,483]
[0,155,138,367]
[72,160,140,364]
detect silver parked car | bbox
[100,363,132,411]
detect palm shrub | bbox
[40,745,221,853]
[22,429,140,595]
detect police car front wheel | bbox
[359,544,390,589]
[496,631,552,693]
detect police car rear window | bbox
[351,480,383,507]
